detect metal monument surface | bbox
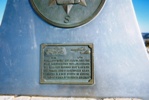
[40,44,94,84]
[0,0,149,100]
[30,0,105,27]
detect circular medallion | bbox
[30,0,106,28]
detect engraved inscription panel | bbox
[40,44,94,85]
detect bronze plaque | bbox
[40,44,94,85]
[30,0,106,28]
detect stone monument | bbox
[0,0,149,100]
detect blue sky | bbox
[0,0,7,25]
[133,0,149,32]
[0,0,149,32]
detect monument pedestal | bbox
[0,0,149,100]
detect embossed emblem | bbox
[30,0,106,28]
[49,0,87,14]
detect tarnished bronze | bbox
[40,44,94,85]
[30,0,105,28]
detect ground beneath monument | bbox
[0,96,142,100]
